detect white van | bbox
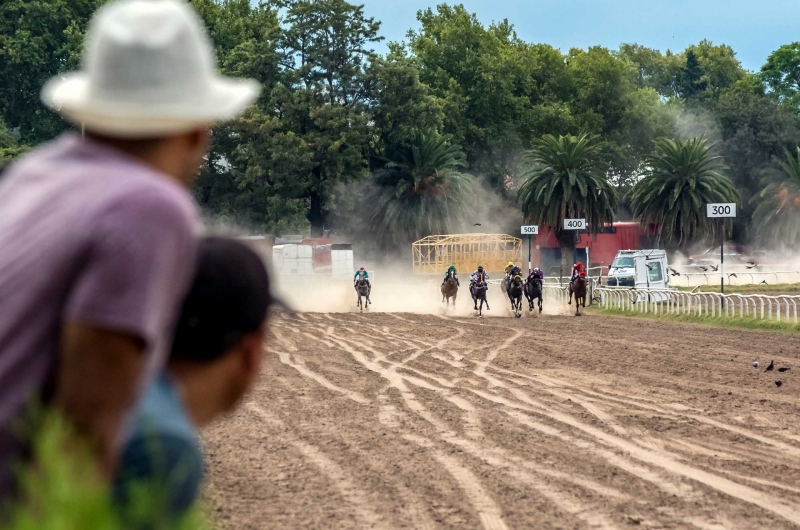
[607,250,670,291]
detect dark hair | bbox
[170,237,271,362]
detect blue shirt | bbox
[113,373,202,524]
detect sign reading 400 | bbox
[563,218,586,230]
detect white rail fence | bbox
[597,287,800,324]
[542,270,800,288]
[675,270,800,286]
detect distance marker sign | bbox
[563,218,586,230]
[706,203,736,218]
[520,225,538,235]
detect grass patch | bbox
[590,306,800,333]
[674,283,800,294]
[6,411,213,530]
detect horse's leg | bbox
[568,285,573,305]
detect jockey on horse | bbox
[441,264,460,287]
[527,267,544,282]
[504,261,521,280]
[469,265,488,291]
[570,261,586,284]
[503,262,521,291]
[354,267,371,290]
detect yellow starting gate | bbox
[412,233,522,276]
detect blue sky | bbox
[359,0,799,72]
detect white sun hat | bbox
[41,0,260,138]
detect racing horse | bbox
[356,278,371,313]
[441,269,459,308]
[568,274,587,316]
[524,275,543,314]
[506,274,524,318]
[470,271,490,316]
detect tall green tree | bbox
[678,50,708,102]
[276,0,381,235]
[193,0,384,235]
[407,5,577,188]
[761,42,800,110]
[0,118,28,163]
[712,84,800,239]
[751,148,800,248]
[567,46,675,185]
[517,134,617,278]
[630,137,740,247]
[364,131,474,250]
[367,43,443,149]
[0,0,101,144]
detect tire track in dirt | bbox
[247,403,388,529]
[275,351,370,404]
[210,313,800,529]
[324,320,632,528]
[402,433,510,530]
[496,367,800,470]
[469,379,800,525]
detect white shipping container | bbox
[331,249,354,278]
[297,245,313,258]
[282,244,298,259]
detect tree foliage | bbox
[751,148,800,248]
[517,134,617,272]
[3,0,800,250]
[630,138,740,246]
[761,42,800,110]
[365,131,474,250]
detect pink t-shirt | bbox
[0,134,198,498]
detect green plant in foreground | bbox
[6,412,212,530]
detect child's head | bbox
[168,237,272,426]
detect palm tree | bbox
[630,137,739,247]
[517,133,617,279]
[365,131,475,250]
[751,147,800,248]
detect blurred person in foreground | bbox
[114,237,271,524]
[0,0,258,504]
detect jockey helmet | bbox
[507,261,514,268]
[449,264,455,270]
[360,267,364,271]
[577,261,584,268]
[533,267,540,272]
[477,265,484,272]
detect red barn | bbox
[529,222,659,276]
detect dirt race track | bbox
[204,311,800,529]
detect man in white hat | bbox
[0,0,259,500]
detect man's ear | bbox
[240,324,267,375]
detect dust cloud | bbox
[271,260,573,317]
